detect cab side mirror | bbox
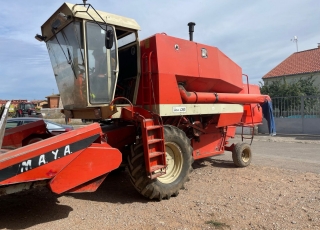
[105,30,114,49]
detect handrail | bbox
[242,74,254,144]
[110,97,134,118]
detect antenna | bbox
[291,36,298,52]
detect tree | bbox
[260,75,320,97]
[260,76,320,117]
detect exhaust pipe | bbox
[188,22,196,41]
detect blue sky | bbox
[0,0,319,100]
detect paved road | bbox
[215,136,320,174]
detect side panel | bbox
[0,123,123,195]
[240,84,264,125]
[101,124,136,150]
[0,152,82,185]
[138,34,199,105]
[192,124,225,159]
[0,134,99,185]
[217,113,243,127]
[0,124,102,185]
[241,104,263,125]
[138,34,245,108]
[196,43,243,93]
[49,143,121,194]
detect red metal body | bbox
[137,34,266,128]
[137,34,245,106]
[0,123,121,195]
[133,33,266,163]
[2,120,50,149]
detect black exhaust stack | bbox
[188,22,196,41]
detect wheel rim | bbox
[241,148,251,163]
[157,142,183,184]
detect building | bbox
[31,100,48,109]
[0,100,28,108]
[1,95,61,110]
[262,44,320,86]
[45,94,62,108]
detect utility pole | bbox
[291,36,298,52]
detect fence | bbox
[259,95,320,134]
[272,96,320,118]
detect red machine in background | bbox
[0,1,273,200]
[2,119,51,149]
[15,102,42,118]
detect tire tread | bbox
[126,125,193,200]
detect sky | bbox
[0,0,319,100]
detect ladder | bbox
[140,113,166,179]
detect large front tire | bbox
[126,125,193,200]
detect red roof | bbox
[263,47,320,79]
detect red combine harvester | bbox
[0,1,274,200]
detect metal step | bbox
[146,125,162,130]
[150,165,166,172]
[150,171,166,179]
[149,151,165,158]
[148,139,163,145]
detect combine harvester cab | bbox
[0,101,121,196]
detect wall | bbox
[236,126,258,135]
[49,97,60,108]
[259,117,320,135]
[263,72,320,87]
[41,108,64,119]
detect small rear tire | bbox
[232,142,252,167]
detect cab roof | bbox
[41,2,140,41]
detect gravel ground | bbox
[0,136,319,230]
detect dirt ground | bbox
[0,136,319,230]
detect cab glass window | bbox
[86,22,116,104]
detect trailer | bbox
[0,1,274,200]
